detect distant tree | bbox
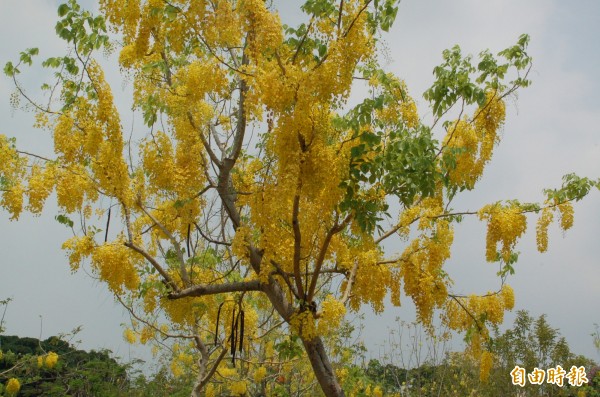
[2,0,599,395]
[373,311,598,397]
[0,334,130,396]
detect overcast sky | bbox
[1,0,599,371]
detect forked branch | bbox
[168,280,262,299]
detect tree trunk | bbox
[302,336,345,397]
[256,255,345,396]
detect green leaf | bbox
[58,3,70,17]
[4,61,15,76]
[55,214,74,228]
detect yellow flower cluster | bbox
[0,134,27,220]
[444,91,506,189]
[142,277,159,313]
[176,351,195,367]
[1,181,24,221]
[230,380,248,396]
[140,130,176,191]
[61,235,95,272]
[446,285,514,333]
[444,285,514,377]
[55,165,98,213]
[317,295,346,335]
[91,240,140,294]
[290,310,317,340]
[535,201,574,253]
[240,0,283,60]
[479,350,494,382]
[161,295,198,327]
[478,202,527,262]
[26,164,56,214]
[349,249,391,313]
[309,22,372,103]
[100,0,141,42]
[474,91,506,142]
[5,378,21,395]
[201,1,242,48]
[86,62,131,202]
[557,201,574,231]
[44,351,59,369]
[444,119,479,188]
[374,77,420,129]
[124,328,137,344]
[253,366,268,382]
[170,360,184,378]
[205,383,217,397]
[396,197,454,327]
[229,380,248,396]
[51,61,131,208]
[501,284,515,310]
[536,206,554,253]
[400,100,420,129]
[373,386,384,397]
[219,366,237,378]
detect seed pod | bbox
[239,310,245,353]
[104,207,111,242]
[215,302,225,345]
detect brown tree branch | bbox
[123,241,179,292]
[340,259,359,306]
[292,192,306,299]
[168,280,262,299]
[307,213,352,301]
[138,204,191,287]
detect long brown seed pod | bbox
[186,223,191,257]
[215,302,225,345]
[239,309,245,353]
[104,207,111,243]
[230,307,238,365]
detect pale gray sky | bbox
[1,0,599,371]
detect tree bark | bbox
[301,336,345,397]
[259,272,345,396]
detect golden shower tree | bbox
[2,0,598,395]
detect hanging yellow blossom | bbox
[139,326,154,344]
[229,380,248,396]
[478,202,527,262]
[171,360,184,378]
[124,328,137,344]
[501,284,515,310]
[290,310,317,340]
[1,181,24,220]
[373,386,384,397]
[254,366,268,383]
[444,91,506,190]
[479,350,494,382]
[91,239,140,294]
[317,295,346,335]
[26,163,56,214]
[205,383,217,397]
[536,206,554,253]
[557,201,574,231]
[61,235,95,272]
